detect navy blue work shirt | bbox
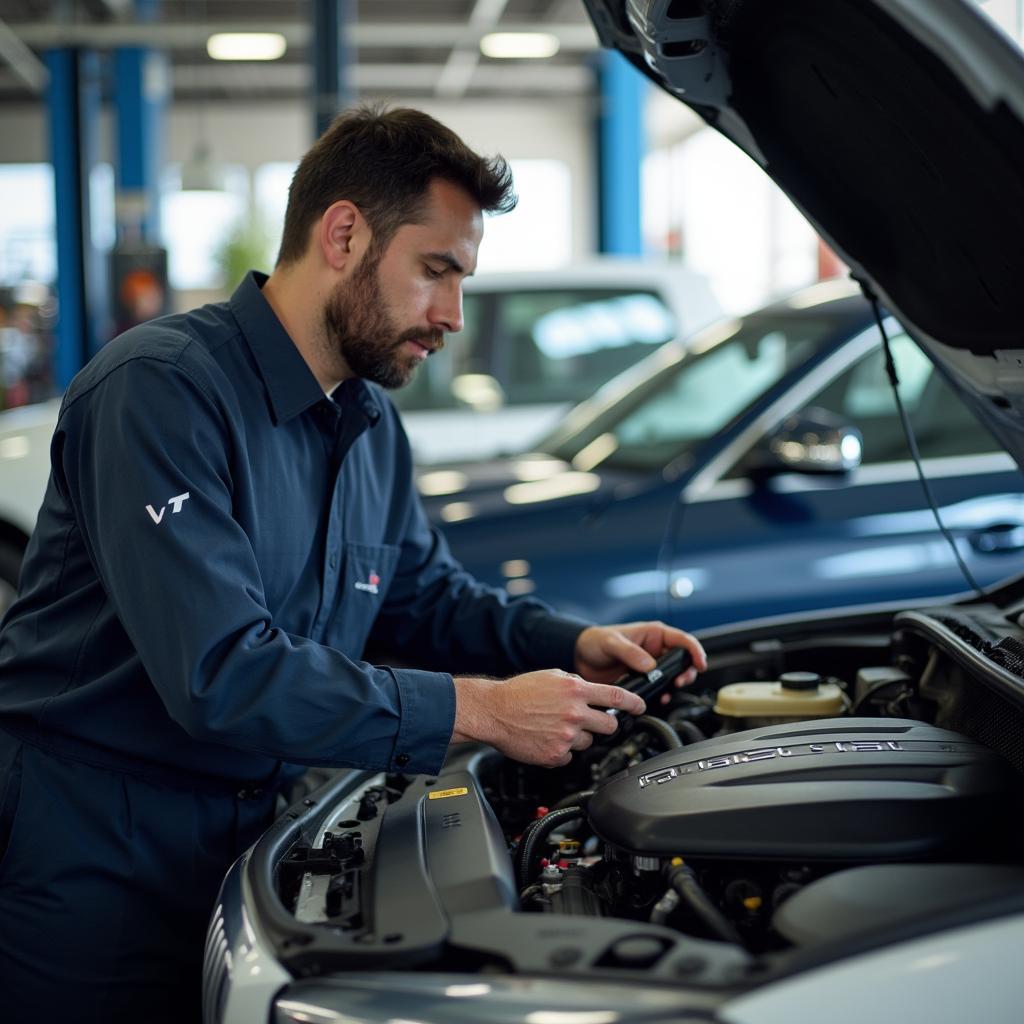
[0,272,586,787]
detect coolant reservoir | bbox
[714,672,846,725]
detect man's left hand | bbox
[574,621,707,694]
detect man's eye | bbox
[425,265,444,280]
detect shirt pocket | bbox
[335,541,401,657]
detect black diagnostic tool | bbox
[607,647,692,720]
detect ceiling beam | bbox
[7,20,598,52]
[164,61,592,94]
[0,18,48,93]
[435,0,510,99]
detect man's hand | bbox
[451,670,646,767]
[574,621,707,692]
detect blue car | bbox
[418,280,1024,631]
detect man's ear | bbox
[318,201,366,270]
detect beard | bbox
[321,248,444,390]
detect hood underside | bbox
[585,0,1024,465]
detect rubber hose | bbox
[552,789,595,811]
[515,805,585,891]
[668,863,744,945]
[635,715,683,749]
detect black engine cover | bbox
[587,718,1021,861]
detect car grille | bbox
[202,904,231,1024]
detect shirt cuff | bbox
[388,667,456,775]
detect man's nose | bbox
[429,282,464,334]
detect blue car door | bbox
[663,333,1024,631]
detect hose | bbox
[552,789,595,811]
[665,859,743,945]
[514,805,585,891]
[635,715,683,749]
[672,719,705,745]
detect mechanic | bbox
[0,105,706,1023]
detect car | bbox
[417,279,1024,631]
[0,262,719,608]
[394,259,722,463]
[203,1,1024,1021]
[0,397,60,616]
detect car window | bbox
[539,311,837,472]
[804,333,998,464]
[392,292,488,412]
[496,289,676,405]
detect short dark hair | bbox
[276,104,517,266]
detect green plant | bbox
[213,214,275,292]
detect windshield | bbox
[536,307,863,472]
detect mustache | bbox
[393,327,445,352]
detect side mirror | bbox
[451,373,506,412]
[747,407,863,477]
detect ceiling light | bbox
[207,33,287,62]
[479,32,560,59]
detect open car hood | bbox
[584,0,1024,470]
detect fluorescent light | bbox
[572,432,618,471]
[504,472,601,505]
[480,32,560,59]
[787,278,860,309]
[417,470,468,497]
[440,501,476,523]
[0,436,30,459]
[512,457,565,482]
[207,33,287,62]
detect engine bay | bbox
[261,599,1024,987]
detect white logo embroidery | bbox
[354,569,381,595]
[145,491,191,525]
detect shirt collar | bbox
[229,271,382,427]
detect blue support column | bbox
[596,50,646,256]
[312,0,354,138]
[114,48,166,244]
[46,48,100,388]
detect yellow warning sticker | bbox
[428,787,469,800]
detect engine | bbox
[587,718,1018,861]
[484,643,1024,953]
[271,605,1024,973]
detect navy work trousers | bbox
[0,729,278,1023]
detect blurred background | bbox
[0,0,1018,408]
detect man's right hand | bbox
[450,670,646,767]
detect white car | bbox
[0,398,60,615]
[0,262,720,604]
[395,259,723,463]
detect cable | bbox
[857,280,985,600]
[514,805,585,891]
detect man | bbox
[0,105,705,1022]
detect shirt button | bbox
[329,552,338,569]
[395,753,410,767]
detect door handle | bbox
[969,523,1024,554]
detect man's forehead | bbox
[399,181,483,270]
